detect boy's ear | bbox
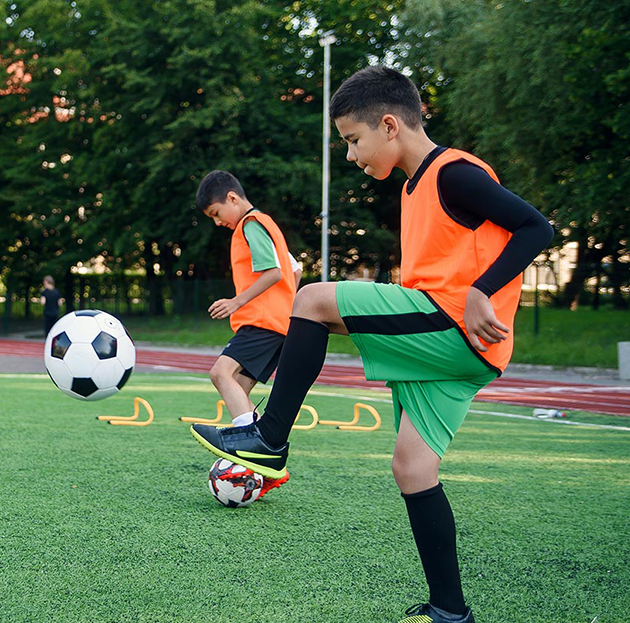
[222,190,237,204]
[381,114,400,140]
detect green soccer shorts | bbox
[336,281,497,458]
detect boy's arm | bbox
[208,268,281,320]
[289,252,302,289]
[440,162,554,351]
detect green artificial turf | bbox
[1,374,629,623]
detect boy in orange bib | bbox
[195,170,301,496]
[191,70,553,620]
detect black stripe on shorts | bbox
[343,311,454,335]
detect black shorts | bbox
[221,325,285,383]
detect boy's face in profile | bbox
[201,192,244,230]
[335,114,399,180]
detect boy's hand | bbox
[208,297,241,320]
[463,287,509,352]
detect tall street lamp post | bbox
[319,31,336,282]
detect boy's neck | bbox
[397,129,439,179]
[236,201,255,220]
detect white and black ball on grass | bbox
[44,310,135,401]
[208,459,263,508]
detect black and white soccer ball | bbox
[208,459,263,508]
[44,310,135,401]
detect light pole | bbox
[533,260,540,336]
[319,31,336,282]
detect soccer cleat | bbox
[258,470,290,499]
[190,422,289,480]
[398,604,475,623]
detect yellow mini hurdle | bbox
[292,405,319,430]
[179,399,233,426]
[97,396,154,427]
[338,403,381,431]
[319,402,381,432]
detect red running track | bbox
[2,338,629,417]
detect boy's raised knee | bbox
[292,283,319,315]
[292,282,338,324]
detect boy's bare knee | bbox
[391,453,409,484]
[392,452,439,494]
[209,367,219,387]
[292,283,338,325]
[209,363,227,387]
[292,284,319,316]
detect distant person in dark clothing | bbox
[40,276,62,336]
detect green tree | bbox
[0,0,105,311]
[2,0,406,323]
[402,0,630,308]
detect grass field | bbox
[1,374,629,623]
[512,307,630,368]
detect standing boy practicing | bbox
[195,170,301,497]
[191,68,553,621]
[41,275,62,336]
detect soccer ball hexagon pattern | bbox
[44,310,135,401]
[208,459,263,508]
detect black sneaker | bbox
[190,423,289,479]
[398,604,475,623]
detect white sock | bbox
[232,411,255,427]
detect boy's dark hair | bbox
[195,170,246,210]
[330,66,422,130]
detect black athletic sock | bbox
[402,483,467,615]
[256,316,329,448]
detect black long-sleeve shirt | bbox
[407,146,555,296]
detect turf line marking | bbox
[308,389,393,404]
[0,373,48,378]
[309,391,630,433]
[142,375,209,382]
[468,409,630,432]
[487,385,630,394]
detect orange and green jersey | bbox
[400,148,522,373]
[230,210,296,335]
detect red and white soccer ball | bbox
[208,459,263,508]
[44,310,135,401]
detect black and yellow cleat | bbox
[190,422,289,480]
[398,604,475,623]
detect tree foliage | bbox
[1,0,403,312]
[2,0,628,313]
[401,0,630,307]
